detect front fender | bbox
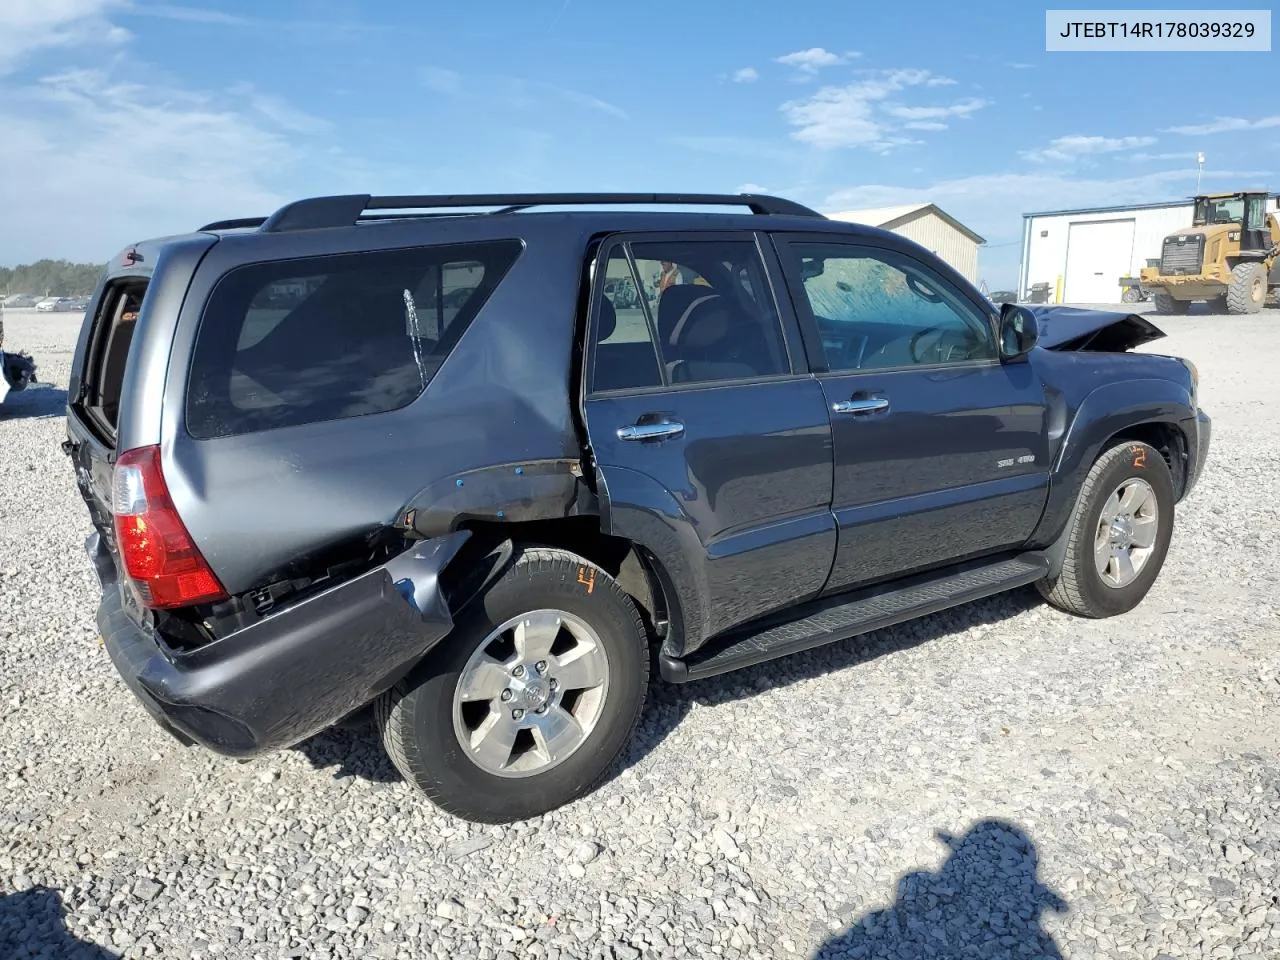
[1032,377,1195,555]
[595,464,710,658]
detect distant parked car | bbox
[35,297,61,312]
[53,297,84,312]
[3,295,39,308]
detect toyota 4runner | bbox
[63,192,1211,823]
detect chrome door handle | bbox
[617,419,685,441]
[832,397,890,415]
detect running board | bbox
[659,554,1049,683]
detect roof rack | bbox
[198,216,270,232]
[251,192,824,233]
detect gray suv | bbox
[64,192,1210,822]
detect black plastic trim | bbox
[660,553,1049,682]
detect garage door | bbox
[1064,218,1135,304]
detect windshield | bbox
[1193,195,1245,225]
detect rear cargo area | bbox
[73,278,149,446]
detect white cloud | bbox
[775,47,850,76]
[732,66,758,83]
[122,4,249,25]
[1020,135,1157,163]
[511,78,628,120]
[1163,115,1280,135]
[904,120,948,131]
[425,70,628,120]
[781,69,979,150]
[0,10,375,264]
[1125,150,1201,163]
[736,182,770,194]
[882,97,987,121]
[0,0,130,75]
[227,82,331,135]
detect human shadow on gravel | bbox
[0,384,67,420]
[0,885,119,958]
[814,819,1068,959]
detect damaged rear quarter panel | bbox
[158,221,595,596]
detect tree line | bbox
[1,260,104,297]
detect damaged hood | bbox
[1022,305,1167,352]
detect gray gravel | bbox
[2,305,1278,960]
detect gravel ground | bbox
[2,304,1278,960]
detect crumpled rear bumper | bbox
[92,531,469,757]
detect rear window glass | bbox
[186,240,523,439]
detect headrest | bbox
[657,284,716,344]
[669,294,729,352]
[597,297,617,341]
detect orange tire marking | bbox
[1131,445,1146,469]
[577,566,596,593]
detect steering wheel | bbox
[911,326,980,364]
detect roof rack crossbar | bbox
[199,216,269,231]
[259,192,824,232]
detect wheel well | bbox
[1104,422,1188,497]
[450,518,676,648]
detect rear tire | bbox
[1037,440,1176,618]
[1151,292,1190,315]
[377,545,649,823]
[1226,262,1267,315]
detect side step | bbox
[659,553,1048,683]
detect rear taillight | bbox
[112,445,228,609]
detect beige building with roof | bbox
[825,203,985,284]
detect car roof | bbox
[111,192,918,271]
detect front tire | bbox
[1151,291,1190,315]
[1037,440,1175,618]
[1226,262,1267,315]
[377,546,649,823]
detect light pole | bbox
[1196,152,1205,193]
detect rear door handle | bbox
[832,397,890,415]
[617,419,685,441]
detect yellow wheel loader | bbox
[1138,191,1279,315]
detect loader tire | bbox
[1226,262,1267,315]
[1151,292,1190,315]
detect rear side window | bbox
[186,240,522,439]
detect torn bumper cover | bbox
[92,531,469,758]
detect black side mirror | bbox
[999,303,1038,360]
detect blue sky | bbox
[2,1,1277,287]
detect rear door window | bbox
[186,240,522,439]
[589,237,791,392]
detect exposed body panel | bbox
[158,222,589,594]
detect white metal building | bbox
[826,203,985,283]
[1019,193,1280,304]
